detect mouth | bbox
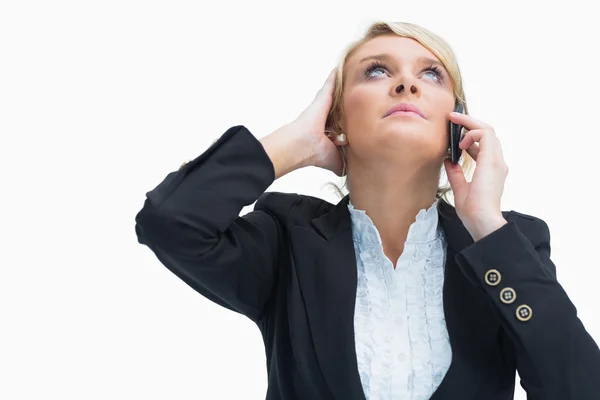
[383,103,425,119]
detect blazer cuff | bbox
[455,220,574,327]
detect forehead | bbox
[347,35,439,70]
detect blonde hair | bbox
[323,20,475,213]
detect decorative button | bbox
[484,269,502,286]
[516,305,533,322]
[500,287,517,304]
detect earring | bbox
[338,133,346,143]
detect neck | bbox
[347,160,442,264]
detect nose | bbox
[395,83,418,94]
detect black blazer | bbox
[135,125,600,399]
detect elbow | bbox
[134,203,153,247]
[134,200,161,248]
[134,198,217,256]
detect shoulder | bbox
[254,191,336,227]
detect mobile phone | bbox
[448,103,465,164]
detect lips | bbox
[383,103,425,119]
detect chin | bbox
[379,125,435,146]
[376,130,446,158]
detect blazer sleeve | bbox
[454,216,600,399]
[134,125,281,323]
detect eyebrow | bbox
[357,53,446,70]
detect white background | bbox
[2,0,599,399]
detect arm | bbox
[455,217,600,399]
[134,125,304,323]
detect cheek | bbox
[436,93,455,119]
[430,96,455,132]
[342,87,379,126]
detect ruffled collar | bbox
[347,197,441,245]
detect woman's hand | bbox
[260,68,344,179]
[443,112,509,241]
[291,68,345,176]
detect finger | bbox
[461,141,480,161]
[449,112,492,132]
[315,68,337,101]
[460,128,503,162]
[459,130,482,160]
[327,67,337,83]
[460,128,497,148]
[444,158,468,197]
[322,68,337,90]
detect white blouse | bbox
[348,198,452,400]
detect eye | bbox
[363,60,446,84]
[422,65,445,84]
[364,61,389,79]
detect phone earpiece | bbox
[448,103,465,164]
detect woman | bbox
[135,20,600,399]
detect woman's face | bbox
[341,35,455,170]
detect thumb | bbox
[314,68,336,104]
[444,158,468,197]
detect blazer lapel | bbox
[429,200,476,398]
[291,194,499,400]
[290,194,365,399]
[430,201,512,400]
